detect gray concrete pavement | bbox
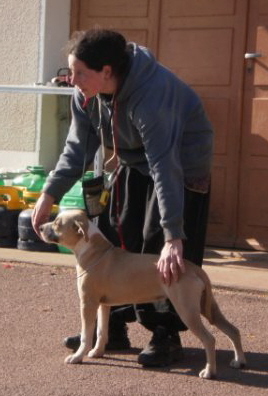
[0,246,267,294]
[1,255,267,396]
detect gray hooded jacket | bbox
[44,43,213,241]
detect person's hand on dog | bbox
[157,239,186,285]
[31,192,55,238]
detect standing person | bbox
[32,28,213,367]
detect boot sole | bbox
[63,337,131,352]
[138,349,184,367]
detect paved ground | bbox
[1,248,268,396]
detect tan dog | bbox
[40,209,246,379]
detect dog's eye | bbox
[54,218,63,229]
[72,222,80,232]
[52,222,60,233]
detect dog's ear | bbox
[73,220,89,242]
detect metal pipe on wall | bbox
[0,85,74,95]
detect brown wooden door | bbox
[150,0,248,248]
[236,0,268,250]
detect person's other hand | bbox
[31,193,55,238]
[157,239,185,286]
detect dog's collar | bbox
[76,244,114,279]
[73,237,91,258]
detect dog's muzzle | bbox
[39,225,59,243]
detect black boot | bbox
[63,334,81,352]
[63,325,130,352]
[137,326,184,367]
[63,312,131,352]
[106,313,131,350]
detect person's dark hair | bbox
[67,29,130,77]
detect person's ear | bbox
[102,65,112,79]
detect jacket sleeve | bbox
[43,90,100,202]
[134,107,186,241]
[131,92,212,242]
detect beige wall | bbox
[0,1,39,154]
[0,0,71,171]
[0,2,40,85]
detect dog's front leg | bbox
[88,305,110,358]
[65,299,98,364]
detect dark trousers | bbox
[98,166,210,334]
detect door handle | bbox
[244,52,262,59]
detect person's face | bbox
[68,54,112,98]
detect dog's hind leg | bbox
[88,305,110,358]
[166,281,217,379]
[65,299,98,364]
[209,299,246,369]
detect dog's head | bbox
[39,209,89,250]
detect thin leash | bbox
[81,96,97,178]
[76,244,114,279]
[82,95,126,250]
[111,99,126,250]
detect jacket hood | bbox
[116,43,158,101]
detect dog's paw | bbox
[64,354,83,364]
[199,366,216,380]
[88,347,105,358]
[230,358,246,369]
